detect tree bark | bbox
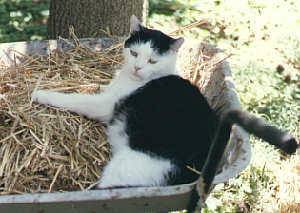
[47,0,148,39]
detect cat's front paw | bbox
[32,90,52,105]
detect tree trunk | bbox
[47,0,148,39]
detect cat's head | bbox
[123,15,184,80]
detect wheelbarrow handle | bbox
[191,109,299,212]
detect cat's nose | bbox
[135,66,141,72]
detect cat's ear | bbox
[130,15,141,35]
[171,37,184,52]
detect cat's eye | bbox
[130,50,138,57]
[148,58,157,64]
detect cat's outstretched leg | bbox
[32,90,116,122]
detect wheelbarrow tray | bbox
[0,38,250,212]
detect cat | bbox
[32,15,298,211]
[32,15,185,188]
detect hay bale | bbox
[0,37,122,194]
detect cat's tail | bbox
[224,109,298,154]
[189,109,299,212]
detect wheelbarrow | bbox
[0,38,251,212]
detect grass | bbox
[149,0,300,212]
[0,0,49,43]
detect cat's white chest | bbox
[107,72,144,99]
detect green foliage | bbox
[149,0,196,16]
[0,0,50,43]
[149,0,203,33]
[279,35,300,71]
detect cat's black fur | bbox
[125,25,179,54]
[111,75,226,185]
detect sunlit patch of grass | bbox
[278,35,300,70]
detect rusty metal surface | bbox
[0,38,116,66]
[178,40,251,184]
[0,184,195,213]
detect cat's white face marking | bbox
[123,41,178,81]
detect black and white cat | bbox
[32,15,298,208]
[32,15,186,188]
